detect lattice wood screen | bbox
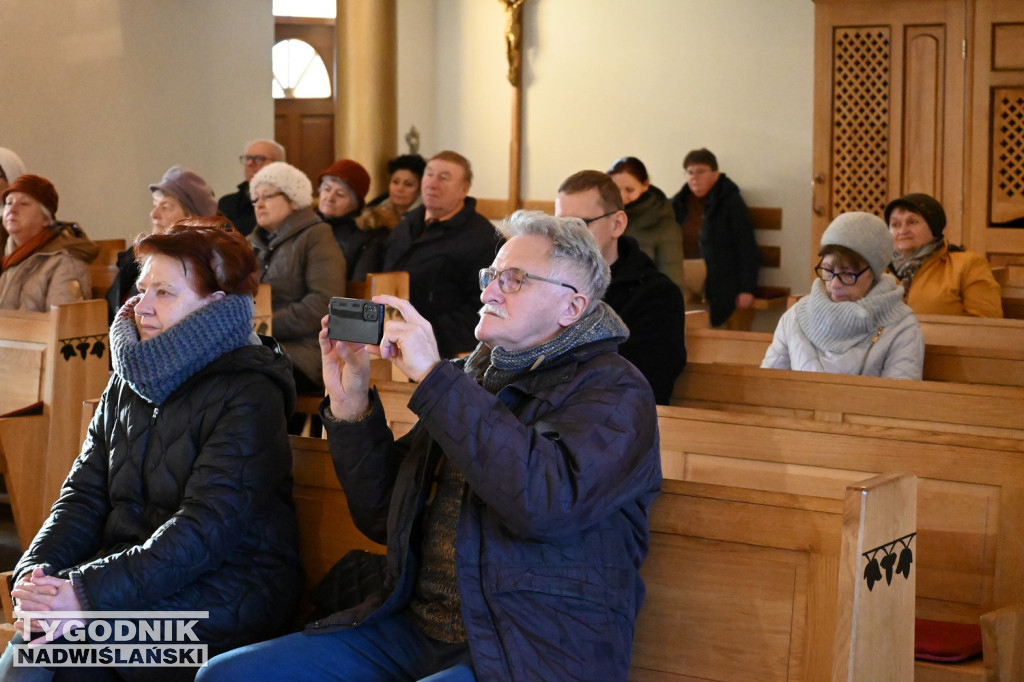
[992,88,1024,226]
[830,28,891,219]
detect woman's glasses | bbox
[815,264,871,285]
[250,191,285,205]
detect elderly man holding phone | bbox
[201,210,662,682]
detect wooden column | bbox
[335,0,397,198]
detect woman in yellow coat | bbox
[885,193,1003,317]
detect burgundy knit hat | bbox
[317,159,371,204]
[2,174,59,217]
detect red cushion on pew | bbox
[915,618,983,662]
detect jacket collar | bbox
[251,206,324,252]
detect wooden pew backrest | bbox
[289,435,385,598]
[674,363,1024,439]
[0,300,109,546]
[656,405,1024,626]
[254,283,272,335]
[917,313,1024,352]
[632,473,916,681]
[684,326,1024,388]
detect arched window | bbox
[272,39,332,99]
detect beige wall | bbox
[397,0,816,293]
[0,0,273,243]
[3,0,814,295]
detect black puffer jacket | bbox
[15,337,303,658]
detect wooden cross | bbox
[498,0,527,211]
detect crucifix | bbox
[498,0,527,211]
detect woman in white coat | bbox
[762,212,924,379]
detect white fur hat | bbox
[250,161,313,210]
[0,148,27,183]
[820,211,894,278]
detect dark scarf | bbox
[462,302,630,393]
[110,294,255,405]
[891,238,944,296]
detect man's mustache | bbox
[478,304,508,319]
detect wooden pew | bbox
[633,473,916,681]
[290,435,385,591]
[0,300,109,547]
[89,238,126,300]
[917,313,1024,352]
[656,405,1024,680]
[254,282,272,335]
[673,363,1024,439]
[684,326,1024,388]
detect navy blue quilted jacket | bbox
[310,339,662,681]
[15,339,304,656]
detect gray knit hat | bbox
[250,161,313,209]
[148,165,217,217]
[0,148,26,183]
[819,212,894,278]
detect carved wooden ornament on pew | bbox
[59,334,107,361]
[863,532,915,591]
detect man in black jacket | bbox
[670,148,759,329]
[556,170,686,404]
[383,151,499,358]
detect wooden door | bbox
[966,0,1024,259]
[274,19,336,184]
[812,0,967,265]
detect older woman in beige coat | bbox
[0,174,97,311]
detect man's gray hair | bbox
[247,139,286,162]
[496,210,610,314]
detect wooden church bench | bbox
[0,300,109,548]
[631,473,916,681]
[672,363,1024,439]
[656,405,1024,680]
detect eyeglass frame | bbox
[250,191,286,205]
[239,155,269,165]
[814,263,872,285]
[580,210,619,226]
[479,267,579,294]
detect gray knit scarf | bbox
[891,238,944,296]
[795,275,914,353]
[111,294,255,405]
[462,301,629,393]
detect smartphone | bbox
[327,297,386,345]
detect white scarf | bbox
[795,274,914,353]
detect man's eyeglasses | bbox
[240,155,269,165]
[250,191,286,205]
[815,264,871,285]
[580,210,618,226]
[479,267,578,294]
